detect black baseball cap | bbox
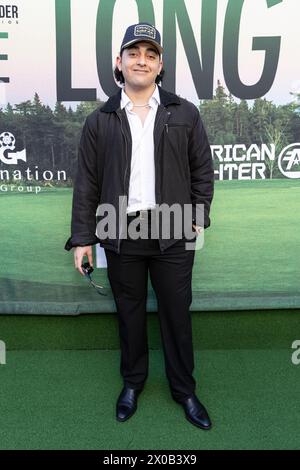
[120,22,163,55]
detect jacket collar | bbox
[100,85,180,113]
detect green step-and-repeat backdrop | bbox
[0,0,299,314]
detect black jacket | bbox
[65,86,214,254]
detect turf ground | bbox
[1,310,300,450]
[0,347,299,450]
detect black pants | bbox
[104,213,196,403]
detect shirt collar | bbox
[121,84,160,110]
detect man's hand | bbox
[74,246,93,275]
[192,224,204,236]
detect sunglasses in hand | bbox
[81,262,107,296]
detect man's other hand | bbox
[74,246,93,275]
[192,224,204,236]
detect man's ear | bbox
[116,55,122,72]
[159,59,163,75]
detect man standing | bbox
[65,23,214,430]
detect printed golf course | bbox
[1,178,299,314]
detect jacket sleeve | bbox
[188,108,214,229]
[64,115,101,251]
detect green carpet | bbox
[0,310,299,350]
[1,311,299,449]
[0,349,299,450]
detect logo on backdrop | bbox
[0,4,19,24]
[0,130,67,195]
[291,340,300,365]
[212,143,300,180]
[0,131,26,164]
[0,340,6,365]
[278,144,300,179]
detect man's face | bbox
[116,41,163,89]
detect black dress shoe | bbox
[177,394,212,430]
[116,387,142,422]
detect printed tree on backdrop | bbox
[251,98,282,179]
[288,92,300,142]
[10,100,33,149]
[199,81,252,176]
[53,101,81,177]
[264,102,296,179]
[31,93,56,171]
[235,99,252,145]
[199,80,237,144]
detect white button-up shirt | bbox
[120,84,160,214]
